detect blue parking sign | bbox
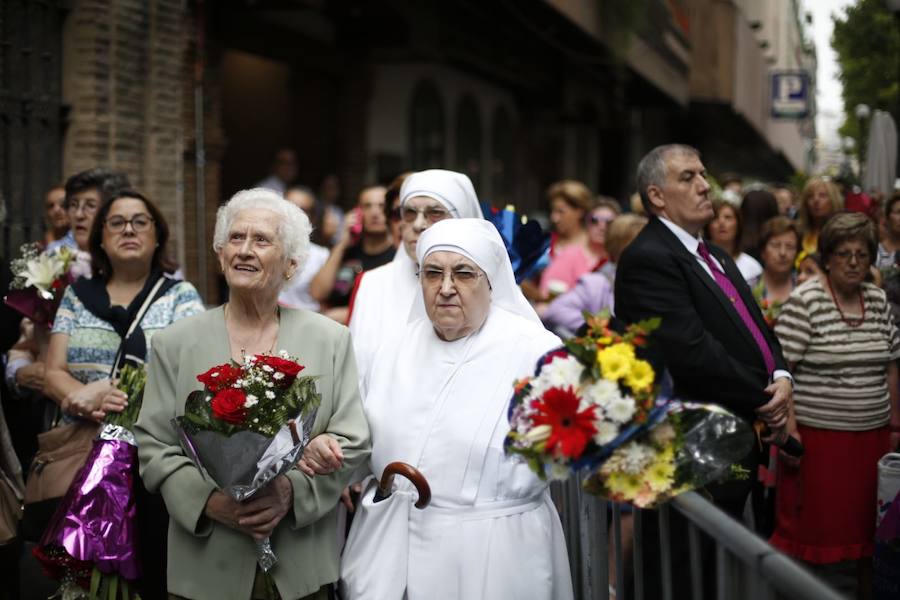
[771,71,810,119]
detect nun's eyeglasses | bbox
[418,267,484,287]
[401,205,450,224]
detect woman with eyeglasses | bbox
[538,197,621,301]
[339,218,572,599]
[770,212,900,597]
[347,169,483,385]
[44,189,204,597]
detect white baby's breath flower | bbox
[278,350,289,359]
[243,394,258,408]
[273,372,285,381]
[606,396,637,424]
[265,390,275,399]
[262,365,274,373]
[617,443,655,474]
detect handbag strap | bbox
[108,276,167,380]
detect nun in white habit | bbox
[340,218,573,600]
[347,169,483,385]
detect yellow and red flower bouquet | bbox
[505,313,753,508]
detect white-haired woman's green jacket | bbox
[136,307,371,600]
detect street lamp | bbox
[841,136,857,182]
[855,103,871,179]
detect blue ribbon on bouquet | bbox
[482,203,550,283]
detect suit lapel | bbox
[649,220,765,366]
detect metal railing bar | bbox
[593,494,609,600]
[687,521,703,600]
[659,504,673,600]
[612,502,623,600]
[671,492,845,600]
[715,544,727,600]
[633,508,644,600]
[759,553,848,600]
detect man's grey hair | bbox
[636,144,701,213]
[213,187,312,285]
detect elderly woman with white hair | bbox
[338,218,573,600]
[135,188,371,600]
[347,169,483,383]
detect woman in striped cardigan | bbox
[770,212,900,596]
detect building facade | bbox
[1,0,817,303]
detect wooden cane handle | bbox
[378,461,431,509]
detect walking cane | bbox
[373,461,431,509]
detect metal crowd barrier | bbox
[550,480,847,600]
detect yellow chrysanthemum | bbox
[646,460,676,492]
[606,471,642,499]
[625,359,655,392]
[657,445,675,462]
[596,343,635,381]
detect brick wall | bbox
[61,0,205,296]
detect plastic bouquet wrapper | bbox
[172,350,321,572]
[35,364,147,600]
[506,312,753,508]
[5,242,91,326]
[482,203,550,283]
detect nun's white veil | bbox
[413,218,540,325]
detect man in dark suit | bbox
[615,144,793,599]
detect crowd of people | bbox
[0,142,898,600]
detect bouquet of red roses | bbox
[172,351,320,571]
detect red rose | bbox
[257,355,304,382]
[197,363,243,392]
[210,388,248,424]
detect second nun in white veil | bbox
[347,169,483,385]
[341,219,573,600]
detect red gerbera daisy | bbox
[530,386,597,458]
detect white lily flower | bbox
[23,252,65,299]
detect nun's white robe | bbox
[341,306,574,600]
[347,248,416,386]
